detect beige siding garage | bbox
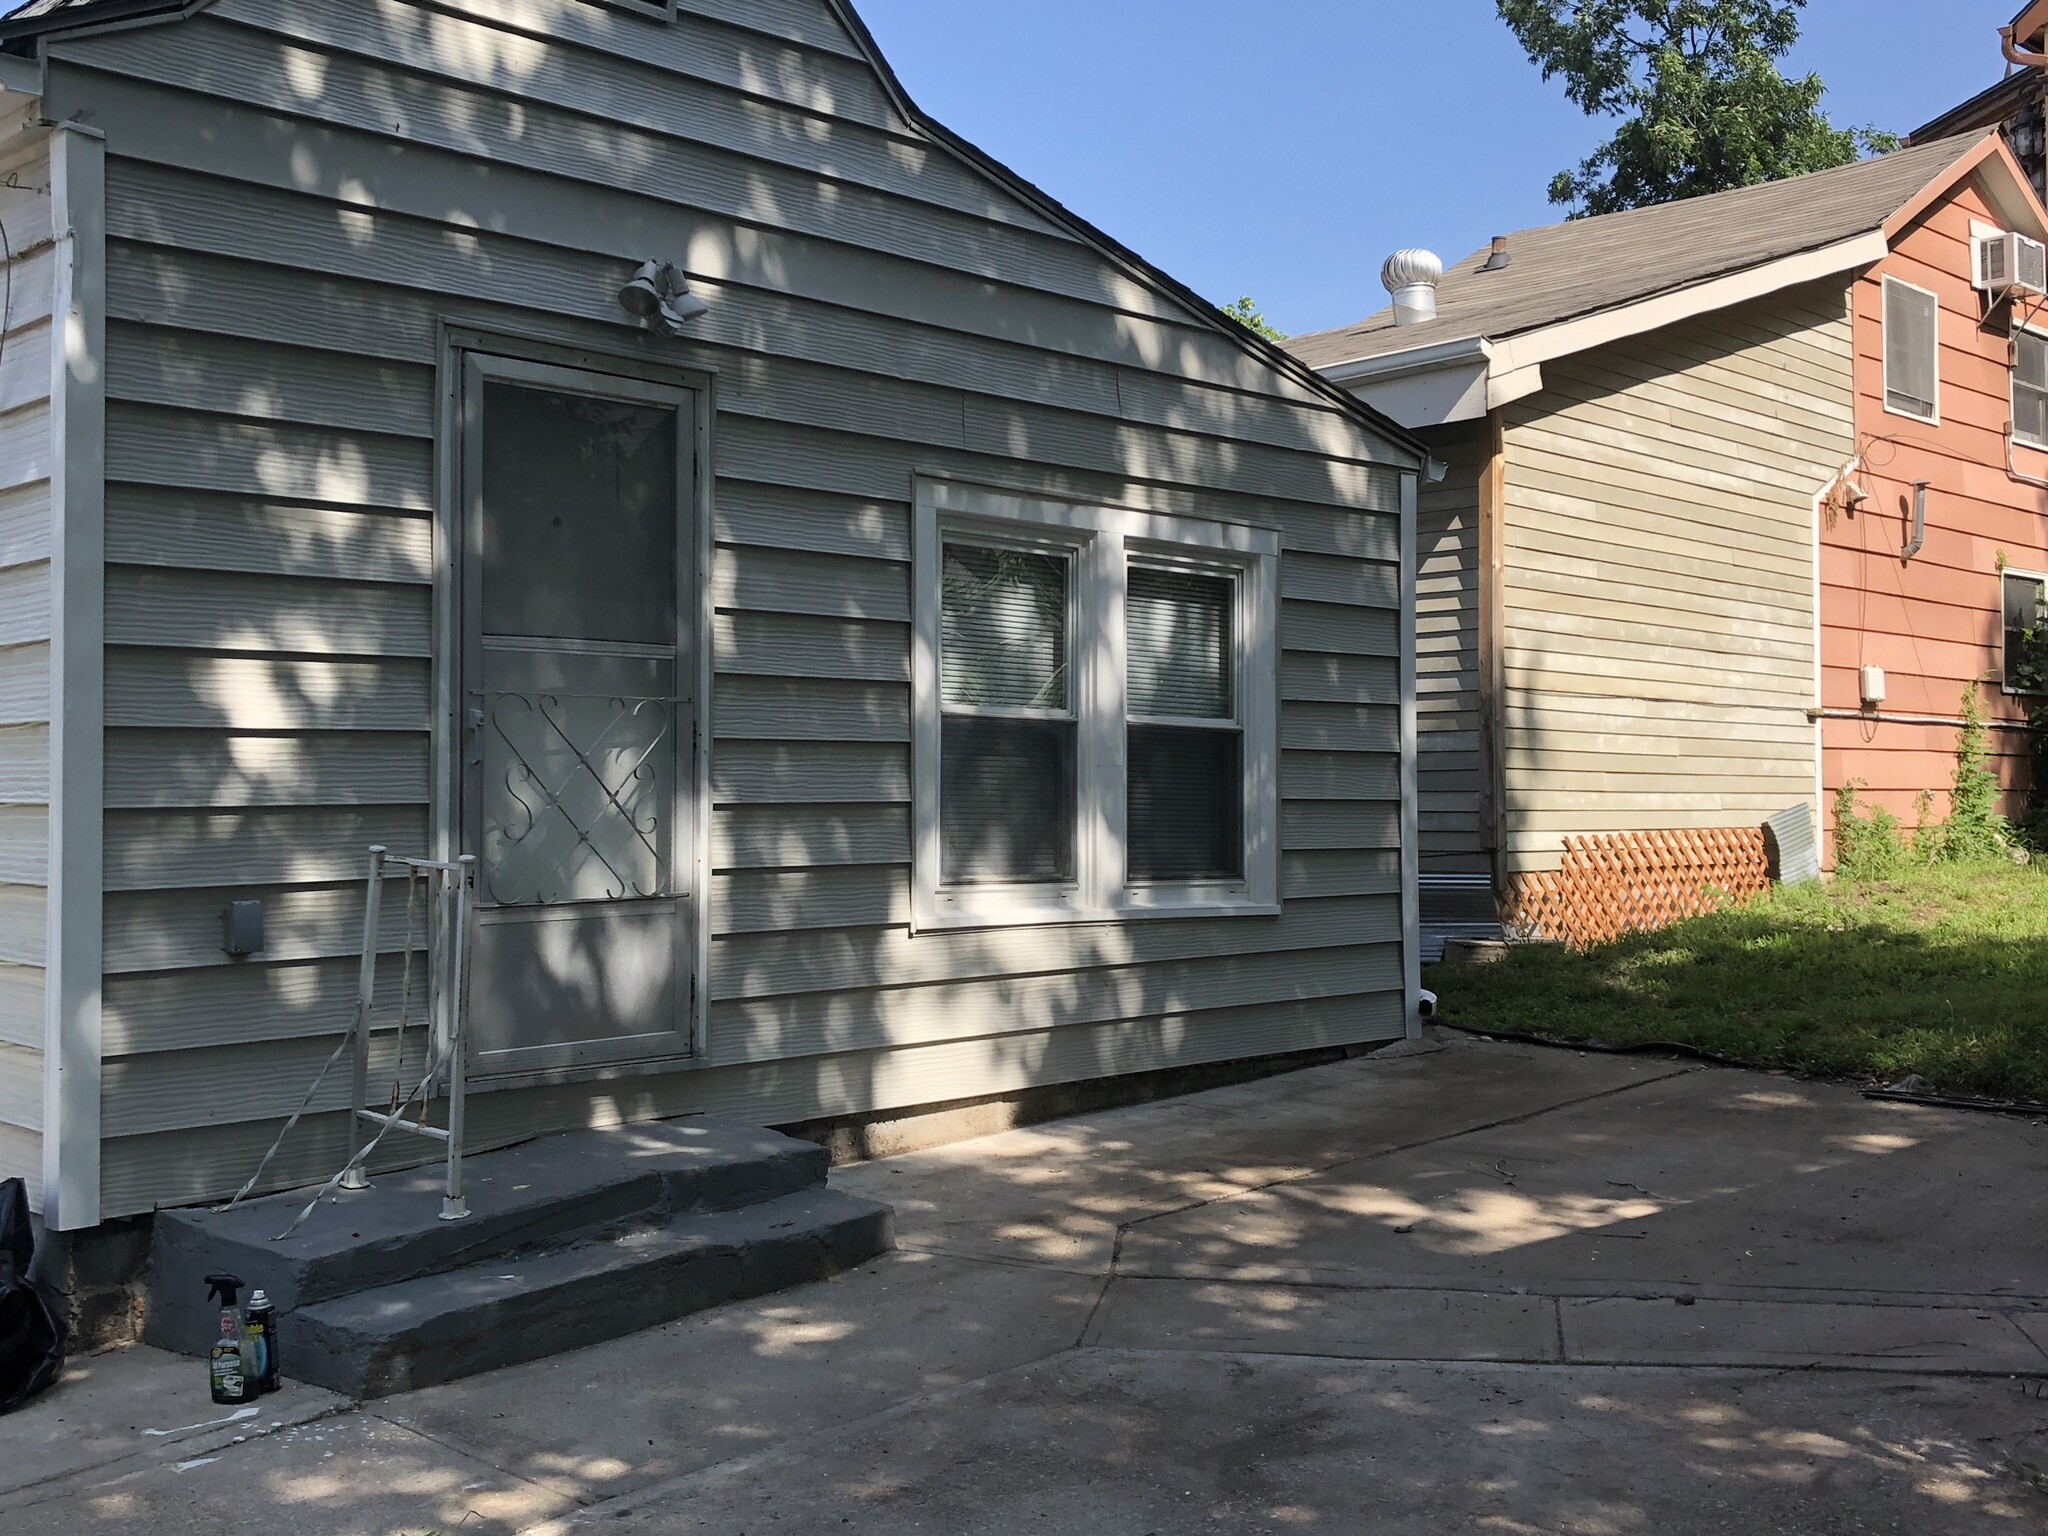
[1496,279,1850,873]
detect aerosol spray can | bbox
[204,1273,254,1405]
[245,1289,280,1395]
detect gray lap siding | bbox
[41,0,1415,1216]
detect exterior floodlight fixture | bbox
[618,260,709,335]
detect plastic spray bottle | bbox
[204,1272,254,1405]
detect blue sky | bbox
[855,0,2018,338]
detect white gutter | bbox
[1322,333,1492,390]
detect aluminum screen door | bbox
[459,355,698,1075]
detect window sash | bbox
[1126,563,1238,726]
[911,480,1281,930]
[2017,332,2048,449]
[2005,571,2048,694]
[1883,277,1939,423]
[939,541,1074,717]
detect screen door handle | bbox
[466,706,486,766]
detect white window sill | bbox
[1882,400,1939,427]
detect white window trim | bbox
[2003,566,2048,696]
[912,478,1281,932]
[2015,325,2048,451]
[1881,274,1941,426]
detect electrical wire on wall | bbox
[0,170,17,397]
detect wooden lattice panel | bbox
[1504,828,1770,951]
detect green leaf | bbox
[1497,0,1896,215]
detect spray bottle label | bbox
[210,1340,247,1403]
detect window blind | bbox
[941,545,1069,710]
[940,542,1076,884]
[1125,565,1243,882]
[1884,279,1939,421]
[1128,567,1233,720]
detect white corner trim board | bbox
[44,123,106,1232]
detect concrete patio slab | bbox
[380,1249,1101,1506]
[1114,1061,2048,1308]
[4,1408,575,1536]
[836,1041,1675,1271]
[0,1345,346,1505]
[561,1351,2048,1535]
[5,1035,2045,1534]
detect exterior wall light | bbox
[618,259,709,335]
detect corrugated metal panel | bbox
[1765,803,1823,885]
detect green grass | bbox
[1426,862,2048,1104]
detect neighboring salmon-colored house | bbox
[1827,137,2048,839]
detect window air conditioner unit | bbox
[1974,230,2048,296]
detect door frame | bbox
[433,324,717,1086]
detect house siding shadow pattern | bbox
[25,0,1418,1216]
[1493,279,1851,876]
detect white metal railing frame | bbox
[217,846,480,1240]
[338,847,480,1223]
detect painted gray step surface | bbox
[289,1186,894,1399]
[145,1118,829,1357]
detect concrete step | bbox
[288,1186,894,1399]
[145,1119,831,1358]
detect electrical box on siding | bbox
[1859,665,1887,707]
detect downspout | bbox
[1901,480,1929,563]
[2003,25,2048,70]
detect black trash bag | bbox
[0,1176,67,1415]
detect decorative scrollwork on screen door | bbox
[483,692,675,906]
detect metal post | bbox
[439,855,478,1222]
[340,845,388,1192]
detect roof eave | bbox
[1318,229,1889,430]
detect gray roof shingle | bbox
[1287,135,1988,372]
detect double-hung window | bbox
[2005,570,2048,694]
[1882,276,1940,424]
[913,480,1280,930]
[2016,330,2048,450]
